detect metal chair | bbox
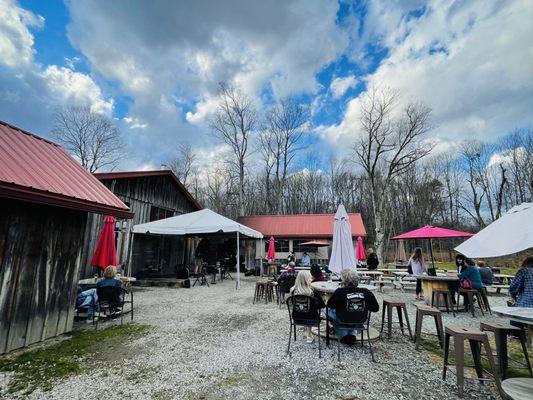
[191,265,210,287]
[277,275,297,308]
[285,295,323,358]
[95,286,131,330]
[332,294,375,362]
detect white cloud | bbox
[0,0,43,68]
[329,76,358,99]
[324,0,533,151]
[123,116,148,129]
[42,65,113,115]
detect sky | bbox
[1,0,532,173]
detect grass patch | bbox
[419,334,532,378]
[0,323,149,395]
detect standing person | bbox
[290,270,325,343]
[366,247,379,270]
[509,257,533,308]
[455,254,467,273]
[477,260,494,287]
[301,251,311,266]
[408,247,427,300]
[287,251,296,264]
[327,270,379,345]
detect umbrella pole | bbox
[236,231,240,290]
[428,238,436,269]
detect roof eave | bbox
[0,184,134,219]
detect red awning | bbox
[392,226,474,240]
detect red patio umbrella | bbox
[392,226,474,269]
[267,236,276,260]
[90,215,117,270]
[356,236,366,261]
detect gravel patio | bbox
[6,277,510,400]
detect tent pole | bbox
[259,237,263,276]
[429,238,435,269]
[126,231,134,277]
[236,231,240,290]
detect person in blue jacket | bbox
[457,258,484,310]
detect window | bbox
[293,239,318,253]
[150,206,174,222]
[265,239,290,253]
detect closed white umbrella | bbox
[455,202,533,258]
[328,204,357,274]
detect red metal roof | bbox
[93,170,202,210]
[0,120,133,218]
[238,213,366,238]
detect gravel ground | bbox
[3,278,509,400]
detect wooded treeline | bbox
[170,84,532,260]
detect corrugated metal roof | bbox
[94,170,202,210]
[238,213,367,238]
[0,120,133,218]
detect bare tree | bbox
[169,143,197,189]
[354,86,433,260]
[262,99,309,213]
[209,82,257,216]
[51,106,124,173]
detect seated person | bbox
[289,270,325,343]
[277,262,298,297]
[477,260,493,286]
[76,286,98,323]
[97,265,123,314]
[327,270,379,344]
[510,257,533,308]
[301,252,311,266]
[310,264,327,282]
[457,258,484,309]
[278,262,298,280]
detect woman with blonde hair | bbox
[290,270,325,343]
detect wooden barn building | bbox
[0,120,132,354]
[79,170,202,279]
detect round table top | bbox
[492,306,533,325]
[311,281,376,293]
[414,274,459,282]
[501,378,533,400]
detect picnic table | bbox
[494,273,515,284]
[492,306,533,347]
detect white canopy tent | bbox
[132,208,263,289]
[329,204,357,274]
[455,202,533,258]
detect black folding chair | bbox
[192,265,210,287]
[278,275,297,308]
[332,293,375,362]
[285,295,323,358]
[95,286,131,330]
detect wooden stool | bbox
[414,305,444,349]
[253,281,269,304]
[458,288,485,317]
[479,287,492,314]
[480,321,533,379]
[431,289,456,316]
[442,325,503,398]
[502,378,533,400]
[380,298,413,340]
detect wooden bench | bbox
[487,284,510,294]
[393,280,417,292]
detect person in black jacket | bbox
[327,269,379,344]
[366,247,379,270]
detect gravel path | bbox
[5,278,509,399]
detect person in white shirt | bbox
[408,247,427,300]
[301,252,311,266]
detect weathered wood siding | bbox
[0,198,86,354]
[79,175,199,278]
